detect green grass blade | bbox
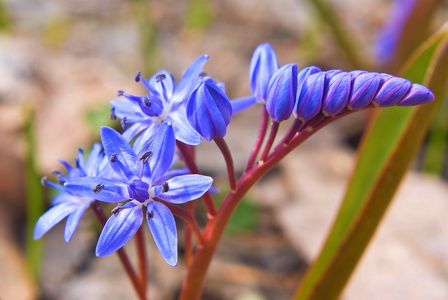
[293,23,448,300]
[24,105,44,280]
[306,0,371,69]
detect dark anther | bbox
[162,182,169,193]
[92,183,105,194]
[110,107,116,120]
[75,158,81,168]
[78,148,84,154]
[143,96,151,107]
[121,117,128,130]
[139,151,153,164]
[110,153,117,163]
[52,171,65,184]
[117,90,124,97]
[135,71,141,82]
[146,210,154,220]
[156,74,166,82]
[111,203,124,217]
[199,72,207,78]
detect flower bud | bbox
[186,76,232,141]
[295,72,326,121]
[348,72,381,110]
[373,74,411,107]
[322,72,351,116]
[398,83,435,106]
[297,66,321,94]
[249,43,279,102]
[265,63,298,122]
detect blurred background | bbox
[1,0,448,299]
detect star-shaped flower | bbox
[111,55,209,153]
[34,144,111,242]
[65,123,213,266]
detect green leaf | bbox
[24,105,44,280]
[294,23,448,300]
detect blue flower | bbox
[34,144,110,242]
[64,123,213,266]
[111,55,209,152]
[186,76,232,141]
[265,63,298,122]
[230,42,279,114]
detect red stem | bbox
[162,201,205,246]
[176,141,217,217]
[259,121,280,163]
[135,226,147,296]
[179,111,357,300]
[213,137,236,192]
[91,201,146,300]
[245,105,269,172]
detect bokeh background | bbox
[1,0,448,299]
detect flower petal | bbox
[172,54,209,106]
[147,201,178,266]
[65,177,130,203]
[230,95,257,115]
[34,202,78,239]
[156,174,213,204]
[95,203,143,256]
[110,98,148,123]
[101,126,141,180]
[166,109,202,145]
[149,70,174,101]
[148,122,176,183]
[64,200,92,242]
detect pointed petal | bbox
[33,202,77,239]
[149,70,174,101]
[51,191,79,206]
[147,201,178,266]
[230,96,257,115]
[166,110,202,145]
[110,98,148,123]
[398,83,435,106]
[132,123,159,155]
[148,123,176,182]
[122,122,149,143]
[85,143,103,176]
[65,177,130,203]
[172,54,209,105]
[101,126,141,180]
[96,203,143,256]
[156,174,213,204]
[64,200,92,241]
[153,168,189,186]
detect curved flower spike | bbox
[186,76,232,141]
[322,72,351,116]
[250,43,280,103]
[348,72,381,110]
[373,75,412,107]
[295,72,326,121]
[265,63,298,122]
[398,83,435,106]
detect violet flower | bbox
[111,55,209,152]
[65,123,213,266]
[34,144,111,242]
